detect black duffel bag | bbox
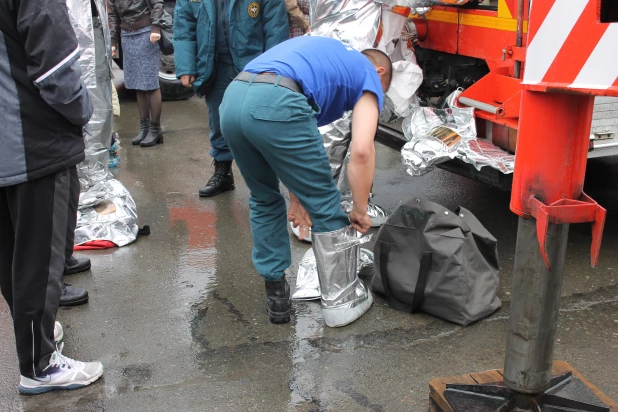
[372,198,501,326]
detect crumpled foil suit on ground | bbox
[460,139,515,174]
[402,89,476,141]
[75,179,139,247]
[401,89,476,176]
[68,0,140,248]
[293,247,375,300]
[402,89,515,176]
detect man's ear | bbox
[376,67,386,76]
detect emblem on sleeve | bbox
[248,2,259,18]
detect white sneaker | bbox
[18,343,103,395]
[54,321,63,344]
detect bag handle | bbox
[378,241,431,313]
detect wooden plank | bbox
[551,360,573,377]
[553,360,618,411]
[469,369,504,384]
[430,374,478,412]
[428,397,443,412]
[428,362,616,412]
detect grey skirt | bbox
[121,27,160,91]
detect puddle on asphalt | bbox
[287,301,326,408]
[168,197,219,308]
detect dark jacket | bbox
[0,0,93,187]
[174,0,288,93]
[109,0,164,48]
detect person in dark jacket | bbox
[0,0,104,394]
[109,0,165,147]
[174,0,289,197]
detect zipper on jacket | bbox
[221,0,231,54]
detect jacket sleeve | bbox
[173,0,198,77]
[262,0,289,50]
[285,0,309,31]
[148,0,164,35]
[18,0,93,126]
[108,0,121,48]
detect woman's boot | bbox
[132,119,150,145]
[140,122,164,147]
[312,226,373,327]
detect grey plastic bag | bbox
[372,199,501,326]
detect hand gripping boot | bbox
[264,275,291,324]
[312,226,373,327]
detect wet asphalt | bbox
[0,86,617,411]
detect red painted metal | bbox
[510,91,594,212]
[411,16,428,43]
[417,17,458,54]
[459,67,521,129]
[528,194,606,270]
[408,0,613,270]
[509,0,615,270]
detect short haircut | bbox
[361,48,393,88]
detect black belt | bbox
[235,72,302,94]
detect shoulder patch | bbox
[248,2,259,18]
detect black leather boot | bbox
[132,119,150,145]
[264,275,291,324]
[198,160,235,197]
[140,122,164,147]
[59,283,89,307]
[64,255,91,276]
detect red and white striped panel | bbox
[523,0,618,92]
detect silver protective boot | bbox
[293,247,375,301]
[312,226,373,327]
[292,248,321,300]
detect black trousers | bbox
[0,167,79,377]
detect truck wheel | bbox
[159,52,194,101]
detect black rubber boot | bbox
[132,119,150,145]
[59,283,89,307]
[198,160,235,197]
[140,122,164,147]
[64,255,91,276]
[264,275,291,324]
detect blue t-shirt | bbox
[244,36,384,127]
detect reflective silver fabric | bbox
[75,179,139,247]
[402,89,515,176]
[358,248,375,275]
[293,248,321,300]
[294,247,375,300]
[67,0,140,247]
[321,111,353,179]
[312,227,372,308]
[460,139,515,174]
[309,0,381,50]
